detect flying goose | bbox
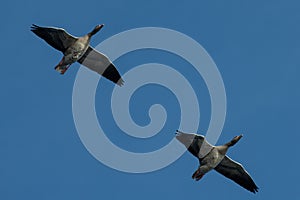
[31,24,124,86]
[176,130,258,193]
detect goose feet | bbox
[192,169,204,181]
[55,65,70,75]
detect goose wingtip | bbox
[116,78,124,87]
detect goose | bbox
[176,130,258,193]
[31,24,124,86]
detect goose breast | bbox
[64,37,90,64]
[202,148,226,169]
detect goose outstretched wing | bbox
[31,24,77,52]
[78,46,124,86]
[214,156,259,193]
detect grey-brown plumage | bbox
[31,24,124,86]
[176,130,258,194]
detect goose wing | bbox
[214,156,259,193]
[31,24,77,52]
[77,46,124,86]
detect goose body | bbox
[64,36,90,62]
[31,24,123,86]
[176,130,258,193]
[57,35,91,71]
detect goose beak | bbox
[96,24,104,30]
[90,24,105,36]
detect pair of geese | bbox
[31,24,258,194]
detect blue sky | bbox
[1,0,300,199]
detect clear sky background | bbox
[1,0,300,199]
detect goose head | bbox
[88,24,104,36]
[225,134,243,147]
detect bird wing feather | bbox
[77,46,124,86]
[214,156,259,193]
[31,24,77,52]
